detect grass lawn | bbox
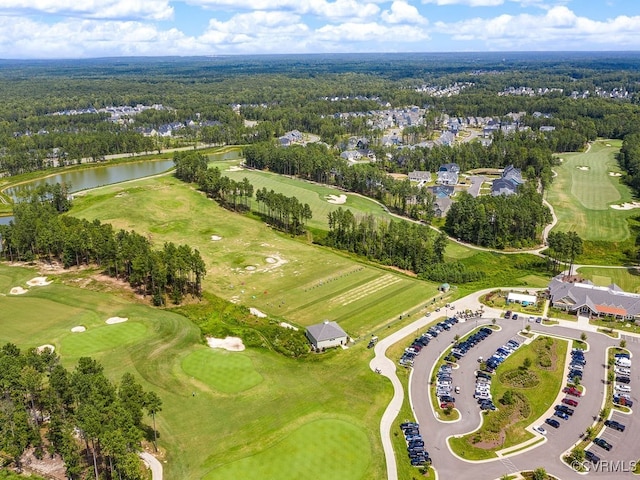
[0,263,390,480]
[546,140,640,263]
[449,336,566,459]
[577,266,640,293]
[69,174,440,337]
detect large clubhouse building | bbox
[548,276,640,320]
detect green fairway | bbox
[61,322,147,357]
[214,160,393,230]
[202,419,370,480]
[181,348,263,393]
[577,266,640,293]
[69,175,439,336]
[547,140,637,242]
[0,263,389,480]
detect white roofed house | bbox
[436,163,460,186]
[306,321,349,350]
[408,171,431,183]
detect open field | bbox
[578,266,640,293]
[547,140,637,243]
[69,175,440,337]
[0,263,389,480]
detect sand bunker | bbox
[263,254,287,270]
[609,172,622,177]
[106,317,128,325]
[265,257,277,264]
[226,166,244,172]
[611,202,640,210]
[577,166,590,171]
[71,326,86,333]
[10,286,28,295]
[27,276,52,287]
[249,307,267,318]
[279,322,299,331]
[245,266,257,271]
[326,194,347,205]
[206,336,245,352]
[606,143,612,147]
[210,235,222,241]
[37,344,55,353]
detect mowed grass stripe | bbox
[202,419,370,480]
[181,348,263,394]
[332,274,402,307]
[61,322,147,357]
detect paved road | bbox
[373,288,640,479]
[140,452,163,480]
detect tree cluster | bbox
[322,209,446,273]
[546,231,583,275]
[0,344,162,480]
[443,186,552,249]
[0,189,205,305]
[255,188,312,236]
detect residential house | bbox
[408,171,431,183]
[548,277,640,321]
[305,321,349,350]
[433,197,452,218]
[436,163,460,185]
[492,165,524,196]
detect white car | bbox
[533,425,547,435]
[615,367,631,375]
[615,384,631,393]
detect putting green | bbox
[203,419,370,480]
[60,322,147,357]
[181,348,263,394]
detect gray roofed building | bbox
[408,170,431,182]
[433,197,452,217]
[436,163,460,185]
[548,277,640,320]
[306,321,349,350]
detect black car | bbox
[555,405,574,416]
[594,438,612,451]
[400,422,419,430]
[616,376,631,384]
[545,418,560,428]
[604,419,626,432]
[440,395,456,403]
[585,450,601,464]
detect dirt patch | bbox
[326,194,347,204]
[9,286,28,295]
[206,336,245,351]
[106,316,128,324]
[21,447,67,480]
[279,322,299,331]
[71,326,86,333]
[27,276,52,286]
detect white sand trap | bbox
[10,286,28,295]
[263,254,287,271]
[206,336,245,352]
[106,316,128,324]
[245,266,256,271]
[249,307,267,318]
[226,166,244,172]
[27,276,52,287]
[71,326,86,333]
[279,322,299,331]
[577,166,590,171]
[265,257,277,264]
[609,172,622,177]
[210,235,222,241]
[606,143,612,147]
[611,202,640,210]
[326,194,347,205]
[37,344,55,353]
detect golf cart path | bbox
[140,452,163,480]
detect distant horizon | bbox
[0,1,638,59]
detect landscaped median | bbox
[449,336,567,460]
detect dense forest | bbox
[0,344,161,480]
[0,186,206,305]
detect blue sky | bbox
[0,0,639,58]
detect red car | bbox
[562,398,579,407]
[563,386,582,397]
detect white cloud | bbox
[421,0,504,6]
[382,1,428,24]
[185,0,380,20]
[436,6,640,48]
[314,21,429,43]
[0,0,173,20]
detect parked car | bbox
[554,410,569,420]
[615,384,631,393]
[616,376,631,384]
[563,386,582,397]
[615,367,631,375]
[545,418,560,428]
[594,438,612,451]
[585,450,601,464]
[512,313,518,320]
[504,310,512,319]
[562,398,579,407]
[555,405,574,416]
[604,419,626,432]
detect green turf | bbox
[202,419,370,480]
[547,140,638,242]
[69,175,440,336]
[61,322,147,358]
[181,348,263,394]
[577,266,640,293]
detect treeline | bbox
[546,231,583,274]
[256,188,312,235]
[443,186,552,249]
[618,133,640,192]
[0,344,161,480]
[243,142,435,222]
[322,209,446,273]
[0,190,205,305]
